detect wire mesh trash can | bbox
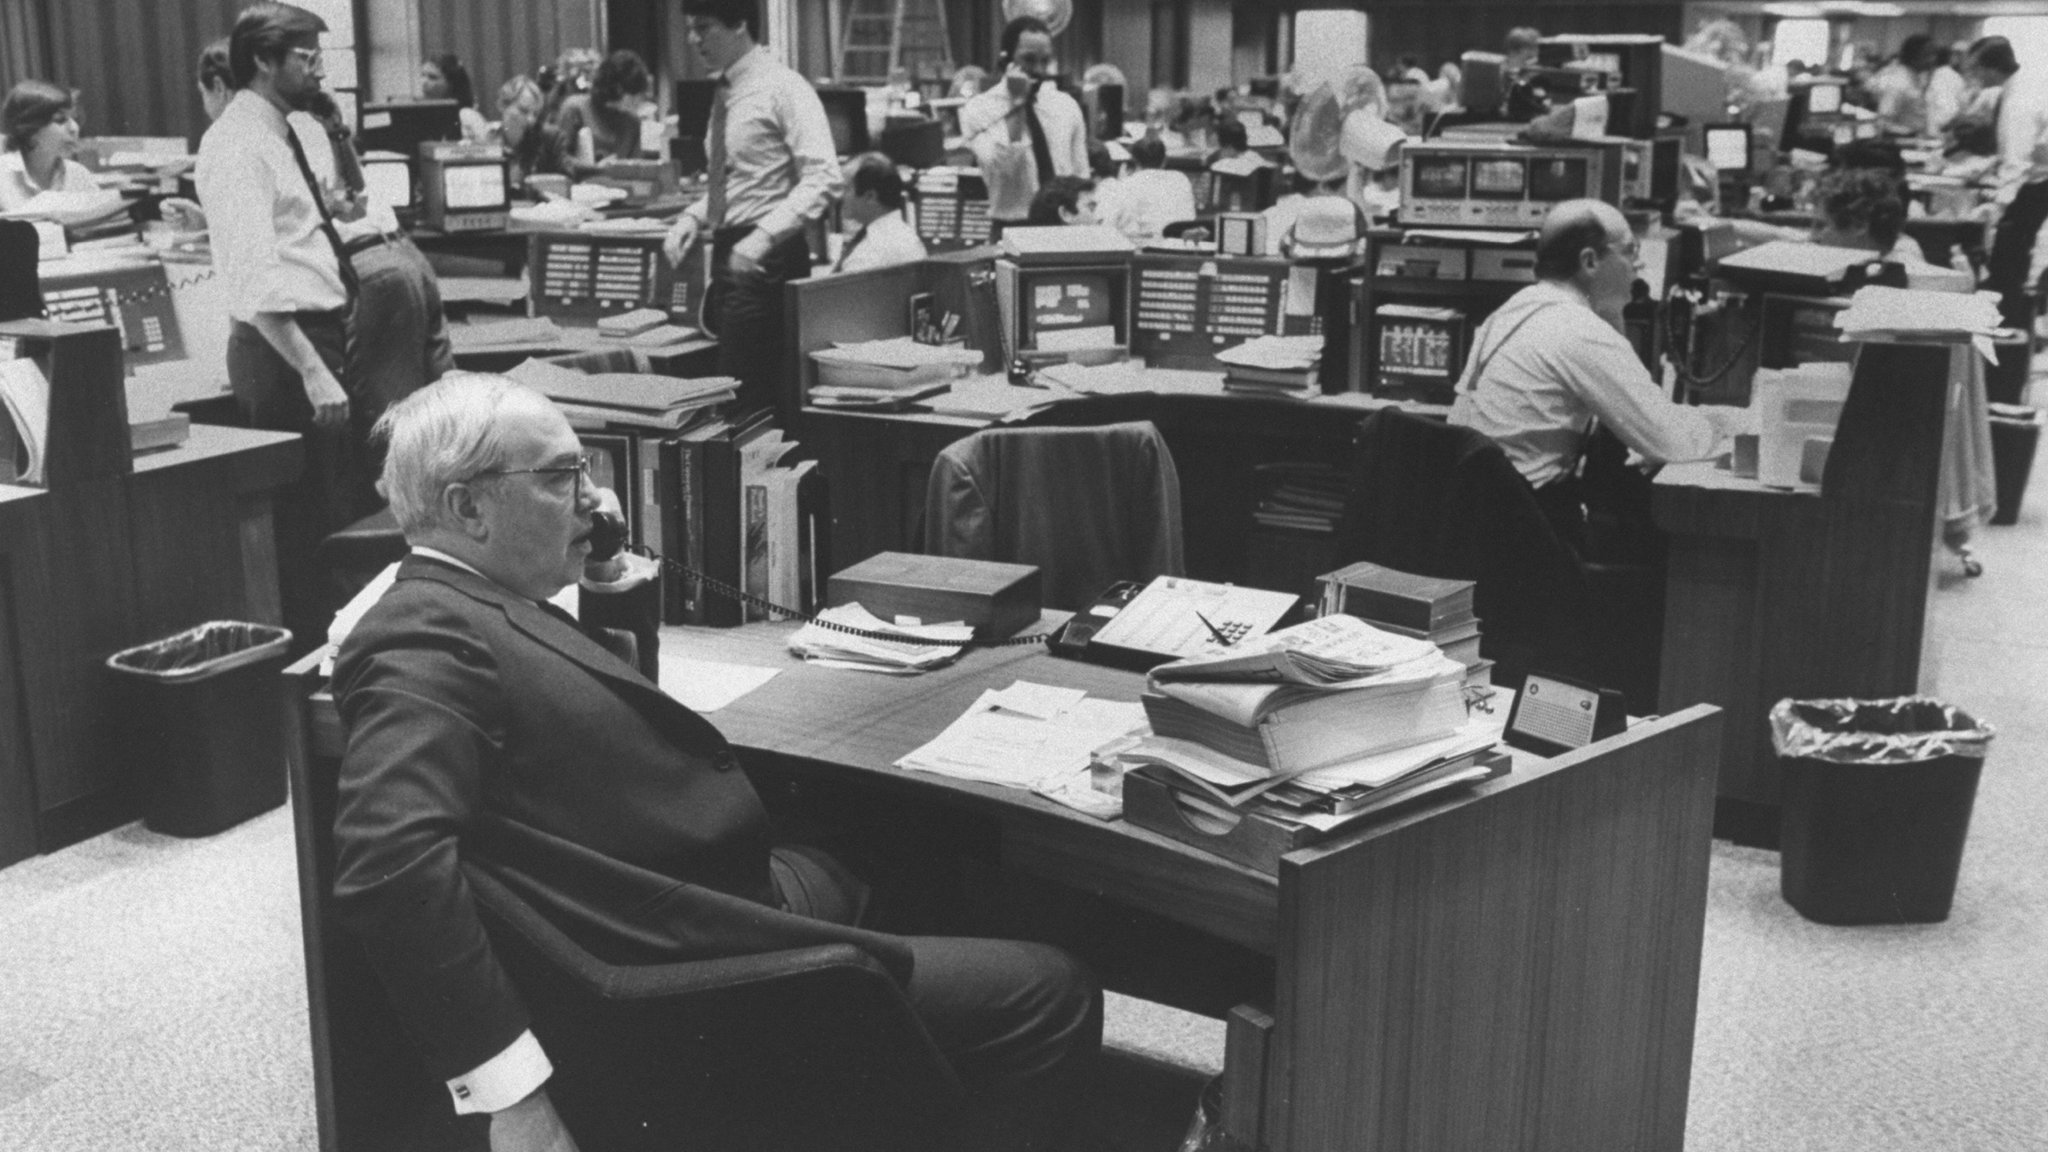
[1770,697,1994,925]
[105,621,293,837]
[1988,403,2041,526]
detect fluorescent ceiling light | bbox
[1763,3,1825,16]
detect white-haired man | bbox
[331,374,1100,1152]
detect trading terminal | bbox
[0,3,2042,1149]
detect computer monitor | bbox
[1706,124,1753,175]
[1808,82,1843,115]
[359,153,414,213]
[1659,44,1730,128]
[420,145,510,232]
[1093,84,1125,141]
[1005,262,1127,355]
[674,79,718,140]
[814,86,872,156]
[358,99,462,158]
[1459,51,1506,114]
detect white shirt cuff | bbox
[448,1030,553,1115]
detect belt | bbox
[340,231,400,258]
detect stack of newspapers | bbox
[1104,615,1509,832]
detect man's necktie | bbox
[706,77,731,231]
[283,123,360,301]
[1023,86,1057,186]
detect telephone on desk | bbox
[1049,575,1299,671]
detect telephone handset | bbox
[1048,580,1145,662]
[582,510,1045,648]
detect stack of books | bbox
[808,338,985,409]
[1106,615,1508,845]
[1217,334,1323,396]
[595,307,697,350]
[1318,561,1487,688]
[1250,462,1347,535]
[507,358,735,433]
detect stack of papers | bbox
[811,338,986,393]
[1151,614,1443,686]
[897,680,1148,791]
[1218,334,1325,396]
[787,603,972,673]
[507,359,735,431]
[1833,285,2006,361]
[450,317,567,351]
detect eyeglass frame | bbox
[287,46,325,73]
[463,452,596,503]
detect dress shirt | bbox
[1103,168,1196,239]
[196,89,348,320]
[1871,61,1930,135]
[1927,66,1966,135]
[682,46,843,242]
[406,545,560,1114]
[836,209,926,273]
[0,152,96,210]
[959,80,1087,221]
[1448,280,1739,488]
[1994,66,2048,204]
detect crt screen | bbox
[1412,158,1469,198]
[362,161,411,210]
[1807,84,1843,114]
[1028,274,1112,334]
[1470,158,1526,199]
[1706,128,1750,171]
[1528,156,1588,201]
[442,164,506,210]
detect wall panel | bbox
[38,0,246,143]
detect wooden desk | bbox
[0,425,300,864]
[1653,339,1950,844]
[288,624,1722,1152]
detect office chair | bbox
[1335,408,1664,710]
[923,420,1185,612]
[290,691,965,1152]
[0,220,45,322]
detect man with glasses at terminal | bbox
[662,0,843,416]
[196,2,360,655]
[1449,199,1748,553]
[332,375,1101,1152]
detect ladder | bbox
[837,0,953,88]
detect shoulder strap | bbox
[1459,300,1563,394]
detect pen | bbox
[1195,611,1234,647]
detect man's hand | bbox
[664,216,700,266]
[489,1089,580,1152]
[729,228,772,276]
[304,365,350,429]
[159,197,207,233]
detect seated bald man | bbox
[1449,198,1749,552]
[331,374,1100,1152]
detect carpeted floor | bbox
[0,499,2043,1150]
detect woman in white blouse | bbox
[0,81,95,211]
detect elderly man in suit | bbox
[331,373,1099,1152]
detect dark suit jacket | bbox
[331,557,915,1081]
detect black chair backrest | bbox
[0,220,45,322]
[1336,408,1587,675]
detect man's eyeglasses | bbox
[1603,237,1642,263]
[288,47,324,72]
[465,453,595,501]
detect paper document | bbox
[657,656,780,712]
[1215,334,1324,370]
[1833,285,2006,362]
[788,603,971,672]
[897,685,1147,789]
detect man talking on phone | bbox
[958,16,1088,233]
